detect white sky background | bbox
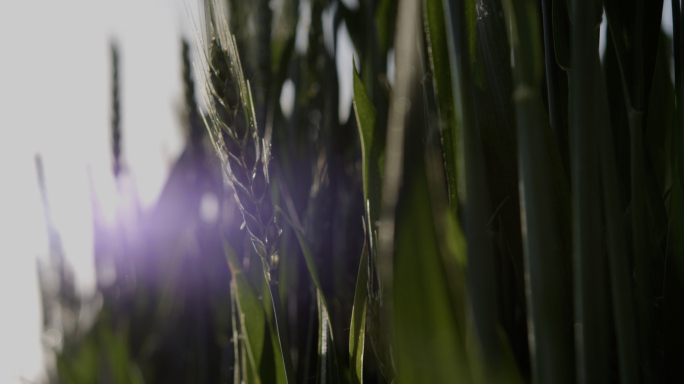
[0,0,195,381]
[0,0,675,382]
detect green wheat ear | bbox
[194,0,280,282]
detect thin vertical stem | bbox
[502,1,576,382]
[230,280,242,384]
[674,0,684,183]
[268,281,297,384]
[443,0,499,371]
[596,61,640,384]
[540,0,568,169]
[570,0,610,382]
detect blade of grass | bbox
[266,275,297,384]
[377,0,427,340]
[468,0,534,371]
[569,0,610,382]
[226,239,292,383]
[645,33,675,195]
[629,106,658,384]
[442,0,501,371]
[224,240,267,383]
[602,36,632,208]
[387,50,472,382]
[541,0,570,170]
[675,0,684,187]
[353,66,383,226]
[602,10,665,377]
[665,164,684,381]
[230,280,242,384]
[349,240,368,384]
[279,212,341,383]
[247,249,293,384]
[469,0,526,287]
[424,0,460,214]
[501,1,575,383]
[352,65,393,382]
[392,161,472,383]
[665,0,684,380]
[596,61,640,384]
[388,1,475,381]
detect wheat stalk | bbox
[111,42,122,179]
[191,6,297,380]
[193,0,280,282]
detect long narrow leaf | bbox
[501,1,575,383]
[353,49,393,382]
[443,0,500,371]
[597,65,640,384]
[224,241,267,383]
[353,65,383,225]
[279,212,341,383]
[665,1,684,380]
[349,241,368,384]
[569,0,610,381]
[425,0,460,214]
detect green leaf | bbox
[349,241,368,384]
[224,240,267,383]
[425,0,460,214]
[603,35,632,207]
[224,246,290,384]
[502,1,575,383]
[353,66,384,225]
[353,43,394,384]
[385,1,473,380]
[569,0,611,381]
[603,5,668,377]
[263,275,295,384]
[392,150,471,383]
[541,0,571,172]
[665,154,684,379]
[449,0,503,368]
[644,32,674,245]
[645,36,674,192]
[247,254,291,384]
[464,0,530,367]
[665,1,684,379]
[230,281,243,384]
[375,0,397,63]
[279,213,341,383]
[597,68,640,384]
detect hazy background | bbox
[0,0,674,382]
[0,0,191,381]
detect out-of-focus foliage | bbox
[37,0,684,383]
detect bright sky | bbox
[0,0,674,382]
[0,0,193,381]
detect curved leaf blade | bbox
[279,212,341,383]
[349,241,368,384]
